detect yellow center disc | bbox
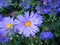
[6,24,11,29]
[25,21,31,27]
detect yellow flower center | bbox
[6,24,11,29]
[25,21,31,27]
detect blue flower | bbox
[40,31,53,40]
[57,8,60,12]
[14,12,43,37]
[24,4,30,10]
[54,7,60,13]
[20,0,30,10]
[5,5,11,10]
[0,0,5,8]
[39,0,51,5]
[20,2,25,7]
[50,0,60,9]
[0,0,12,9]
[0,33,9,43]
[49,11,57,16]
[35,5,40,11]
[40,4,52,14]
[49,7,60,16]
[0,17,15,35]
[39,0,44,4]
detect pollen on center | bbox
[6,24,12,29]
[25,21,31,27]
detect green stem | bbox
[30,37,34,45]
[45,40,49,45]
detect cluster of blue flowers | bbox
[37,0,60,15]
[19,0,60,15]
[40,31,53,40]
[0,0,59,44]
[0,0,12,9]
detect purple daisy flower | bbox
[0,33,9,43]
[14,12,43,37]
[0,17,14,35]
[40,31,53,40]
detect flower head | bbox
[5,5,11,10]
[40,31,53,40]
[35,5,40,11]
[0,0,5,8]
[40,4,52,14]
[24,4,30,10]
[0,17,14,35]
[15,12,43,37]
[0,33,9,43]
[39,0,51,5]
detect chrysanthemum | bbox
[40,31,53,40]
[15,12,43,37]
[0,17,14,35]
